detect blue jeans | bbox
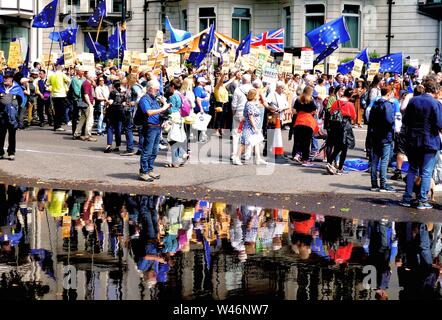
[371,143,391,188]
[97,105,106,133]
[170,141,185,165]
[139,195,159,240]
[123,107,135,152]
[107,120,122,146]
[138,127,144,151]
[403,150,437,203]
[140,125,161,174]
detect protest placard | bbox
[63,45,75,67]
[314,64,324,74]
[262,64,278,85]
[122,50,132,72]
[328,56,338,76]
[300,49,314,71]
[81,52,95,75]
[367,62,380,82]
[153,30,164,56]
[282,52,293,73]
[293,57,303,75]
[351,58,364,78]
[8,41,22,69]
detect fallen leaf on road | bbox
[340,208,350,213]
[330,206,336,209]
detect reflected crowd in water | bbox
[0,184,441,300]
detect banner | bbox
[328,56,338,76]
[300,49,314,70]
[8,41,22,69]
[63,45,75,67]
[367,62,380,82]
[351,58,364,78]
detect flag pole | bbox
[44,0,60,85]
[117,22,120,69]
[96,15,104,42]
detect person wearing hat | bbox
[28,69,39,125]
[0,70,26,160]
[193,76,210,142]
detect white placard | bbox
[300,50,314,70]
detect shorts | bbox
[394,131,406,155]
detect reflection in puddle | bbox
[0,184,441,300]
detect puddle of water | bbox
[0,184,441,300]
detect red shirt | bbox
[330,100,356,121]
[81,80,94,105]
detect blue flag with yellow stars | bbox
[313,38,339,67]
[370,52,403,74]
[87,0,106,27]
[32,0,58,28]
[306,16,351,54]
[235,32,252,62]
[49,26,78,47]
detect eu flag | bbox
[306,16,351,54]
[49,26,78,47]
[32,0,58,28]
[22,47,30,78]
[337,48,369,74]
[87,0,106,27]
[165,16,192,43]
[108,25,122,59]
[85,33,107,61]
[313,38,339,67]
[199,24,215,54]
[235,32,251,62]
[370,52,403,74]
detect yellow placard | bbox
[328,56,338,76]
[153,30,164,56]
[351,58,364,78]
[122,50,132,72]
[293,57,302,75]
[282,52,293,73]
[8,41,22,69]
[367,62,380,81]
[63,45,74,67]
[62,216,72,238]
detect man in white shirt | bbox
[95,77,110,135]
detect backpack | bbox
[133,94,154,126]
[329,100,344,124]
[178,92,191,117]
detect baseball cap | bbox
[30,69,39,74]
[197,76,208,83]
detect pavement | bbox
[0,124,441,222]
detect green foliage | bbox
[369,50,380,60]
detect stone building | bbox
[36,0,442,64]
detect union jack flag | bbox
[251,28,285,53]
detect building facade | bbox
[40,0,442,65]
[0,0,42,62]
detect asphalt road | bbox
[0,124,441,222]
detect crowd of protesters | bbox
[1,55,442,209]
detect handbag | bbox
[162,120,172,134]
[168,121,186,143]
[192,113,212,131]
[184,112,196,125]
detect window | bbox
[199,7,216,31]
[305,4,325,46]
[182,10,188,30]
[342,4,360,49]
[67,0,80,5]
[89,0,97,12]
[113,0,123,13]
[283,6,291,47]
[232,8,251,41]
